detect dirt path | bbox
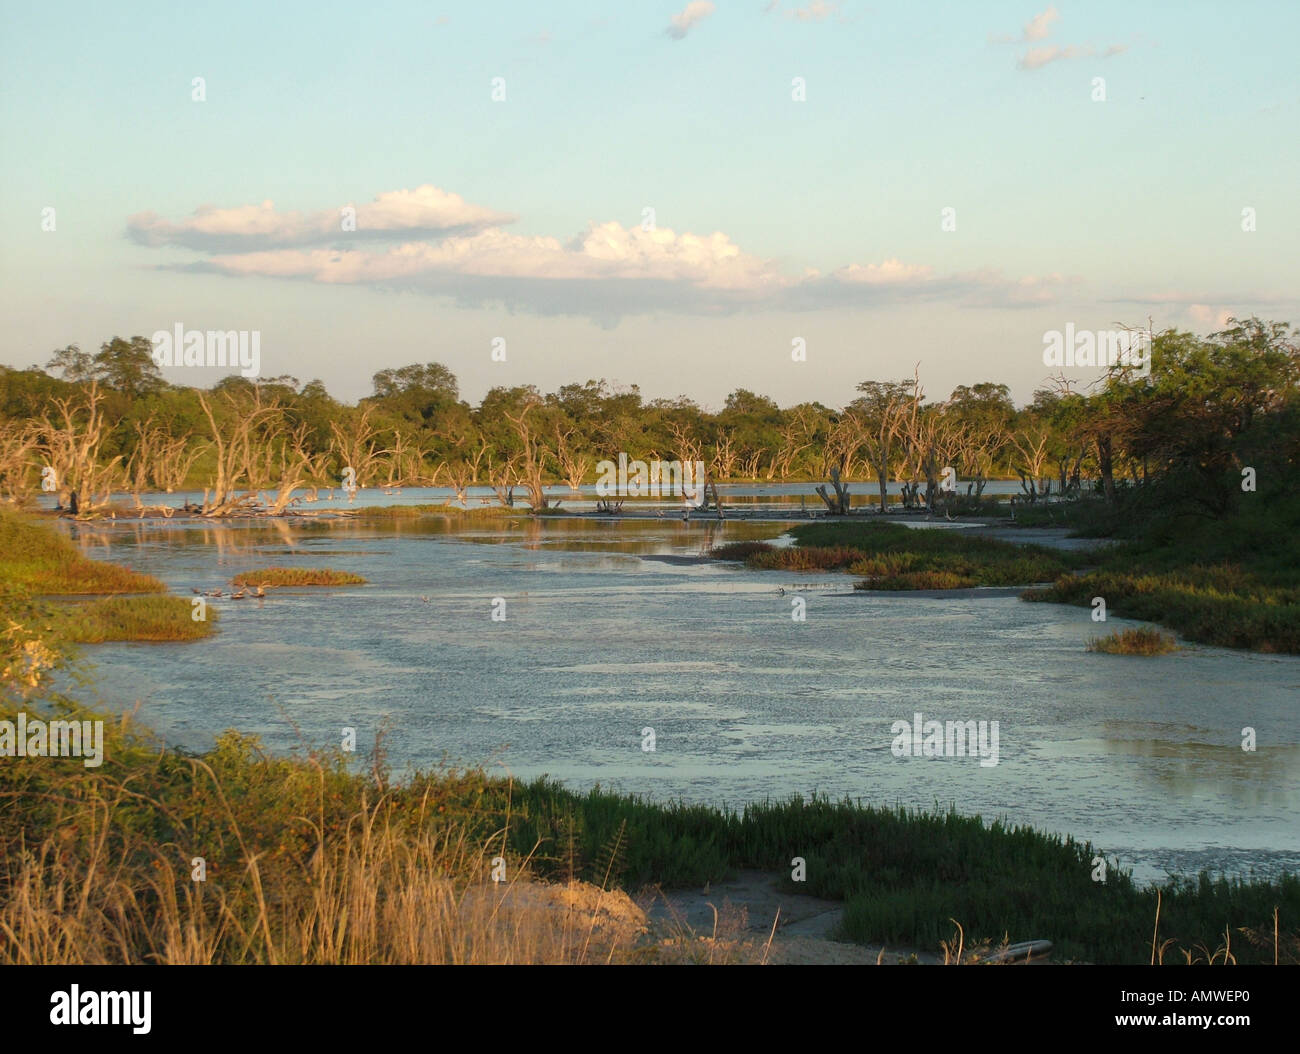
[640,870,941,964]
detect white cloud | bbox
[1023,6,1060,42]
[128,185,513,250]
[1018,43,1090,70]
[1188,304,1235,330]
[789,1,840,22]
[134,191,1069,320]
[666,1,715,41]
[994,7,1129,70]
[828,260,934,284]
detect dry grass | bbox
[0,730,642,964]
[1,825,647,965]
[231,567,366,587]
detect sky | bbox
[1,0,1297,409]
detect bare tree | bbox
[197,391,277,516]
[767,405,820,481]
[266,422,332,514]
[126,414,205,510]
[852,381,914,513]
[329,405,390,490]
[553,424,591,492]
[440,459,475,506]
[1010,425,1052,502]
[503,397,554,510]
[814,465,851,515]
[710,429,741,480]
[666,419,704,468]
[38,382,124,514]
[0,419,40,505]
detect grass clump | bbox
[713,520,1076,588]
[709,540,775,560]
[1086,626,1179,655]
[855,570,977,591]
[60,596,216,643]
[231,567,366,587]
[746,545,864,571]
[0,507,163,595]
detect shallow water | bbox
[61,516,1300,887]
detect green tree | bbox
[92,337,165,399]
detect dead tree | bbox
[267,422,332,514]
[0,419,40,505]
[1010,427,1052,503]
[553,424,591,493]
[126,414,204,510]
[486,452,517,507]
[439,459,474,506]
[503,398,553,511]
[39,382,124,514]
[666,419,705,470]
[769,407,819,481]
[197,391,277,515]
[329,405,390,491]
[815,466,851,515]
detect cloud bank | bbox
[131,186,1072,322]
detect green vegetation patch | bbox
[711,520,1077,588]
[61,595,216,643]
[1025,497,1300,653]
[0,508,164,595]
[1086,627,1178,655]
[231,567,366,587]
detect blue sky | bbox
[2,1,1296,406]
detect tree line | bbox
[0,319,1295,517]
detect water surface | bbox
[63,515,1300,887]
